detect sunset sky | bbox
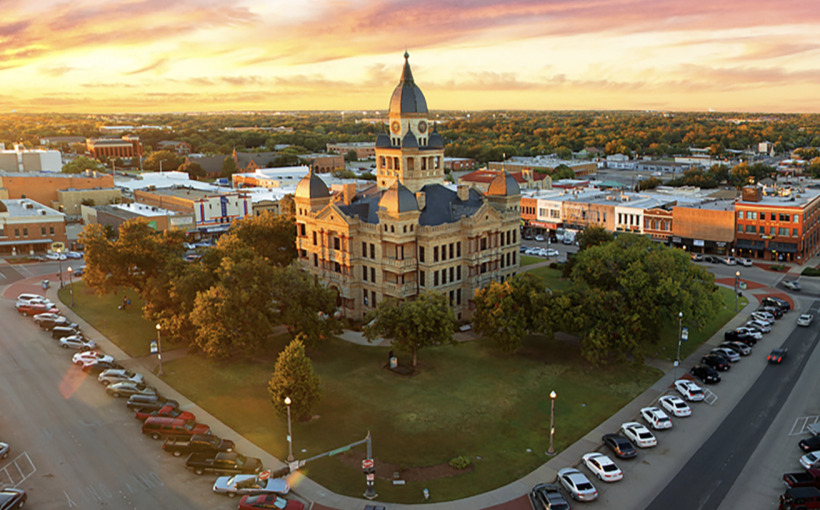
[2,0,819,114]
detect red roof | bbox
[460,169,547,184]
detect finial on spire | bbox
[404,50,409,60]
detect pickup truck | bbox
[185,451,262,476]
[163,434,235,458]
[784,469,820,489]
[135,404,195,422]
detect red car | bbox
[135,404,195,422]
[238,494,304,510]
[17,302,59,316]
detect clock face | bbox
[418,121,427,133]
[391,121,401,134]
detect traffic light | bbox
[272,467,291,478]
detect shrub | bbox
[449,456,471,470]
[801,267,820,277]
[769,265,787,272]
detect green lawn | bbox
[57,279,739,504]
[524,264,572,292]
[520,254,542,266]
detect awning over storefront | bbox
[770,242,797,253]
[530,221,560,230]
[0,239,53,247]
[736,239,765,250]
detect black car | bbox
[701,353,731,371]
[82,359,124,373]
[761,296,790,312]
[0,487,26,510]
[36,315,72,331]
[126,394,180,412]
[719,341,752,356]
[800,436,820,453]
[690,364,721,384]
[52,325,81,340]
[724,329,754,344]
[529,482,570,510]
[767,348,788,364]
[602,433,638,459]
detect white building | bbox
[0,144,62,173]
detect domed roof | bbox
[389,52,428,115]
[401,128,418,148]
[295,170,329,199]
[375,132,391,148]
[428,127,443,148]
[487,170,520,196]
[379,180,418,213]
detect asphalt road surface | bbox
[0,298,239,509]
[646,300,820,510]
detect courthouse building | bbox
[294,53,521,321]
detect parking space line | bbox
[790,415,820,435]
[703,388,719,406]
[0,452,36,487]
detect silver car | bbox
[212,474,290,497]
[557,467,598,501]
[98,369,144,386]
[59,335,97,351]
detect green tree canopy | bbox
[221,156,238,177]
[62,156,105,174]
[178,160,205,179]
[363,292,457,368]
[267,336,322,420]
[270,265,341,346]
[576,225,615,251]
[144,150,183,172]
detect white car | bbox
[738,257,753,267]
[73,351,113,366]
[674,379,705,402]
[783,280,802,291]
[546,248,559,257]
[723,256,737,265]
[212,474,290,497]
[797,314,814,327]
[535,235,545,242]
[800,452,820,470]
[750,312,774,324]
[98,369,144,386]
[621,422,657,448]
[556,467,598,501]
[45,252,67,261]
[711,347,740,363]
[658,395,692,417]
[640,407,673,430]
[65,251,84,259]
[17,296,55,309]
[581,452,623,482]
[59,335,97,351]
[735,327,762,340]
[745,320,771,333]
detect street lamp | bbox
[675,312,683,379]
[67,266,74,307]
[155,323,163,376]
[56,247,64,288]
[547,390,557,456]
[734,271,741,312]
[284,396,294,462]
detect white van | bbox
[16,293,54,308]
[563,230,577,245]
[17,293,46,303]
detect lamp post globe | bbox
[547,391,557,456]
[284,396,294,462]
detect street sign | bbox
[51,242,64,252]
[328,445,352,456]
[150,340,158,354]
[681,326,689,342]
[288,461,300,473]
[366,473,375,482]
[362,459,374,469]
[258,470,271,480]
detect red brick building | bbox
[87,135,143,160]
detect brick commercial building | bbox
[133,186,251,237]
[86,136,143,160]
[326,142,376,160]
[0,198,66,256]
[0,171,120,215]
[295,53,521,321]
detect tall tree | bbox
[267,336,322,420]
[363,292,457,368]
[219,212,296,267]
[271,265,341,346]
[575,225,615,251]
[221,156,238,177]
[144,150,183,171]
[62,156,104,174]
[473,273,553,353]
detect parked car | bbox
[212,474,290,498]
[126,394,179,412]
[546,248,559,257]
[556,467,598,501]
[135,404,195,422]
[711,347,740,363]
[750,312,774,324]
[798,314,815,327]
[745,320,771,334]
[701,353,731,371]
[528,482,570,510]
[640,407,673,430]
[760,306,783,319]
[784,280,802,291]
[17,293,50,304]
[73,351,113,366]
[45,251,66,260]
[0,488,26,509]
[32,312,63,328]
[658,395,692,417]
[800,436,820,453]
[621,422,657,448]
[82,359,123,373]
[784,468,820,489]
[723,256,737,265]
[163,434,234,457]
[59,335,96,351]
[779,487,820,510]
[738,257,753,267]
[186,452,263,476]
[16,301,58,316]
[767,348,788,364]
[0,441,8,459]
[535,235,545,242]
[735,327,763,341]
[106,381,157,398]
[238,494,305,510]
[52,325,82,340]
[762,296,791,312]
[602,433,637,459]
[581,452,623,482]
[73,267,85,277]
[65,251,83,259]
[142,417,210,440]
[691,253,703,262]
[801,452,820,470]
[674,379,706,401]
[725,329,755,344]
[690,364,721,384]
[719,341,752,356]
[98,368,144,386]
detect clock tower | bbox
[375,52,445,193]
